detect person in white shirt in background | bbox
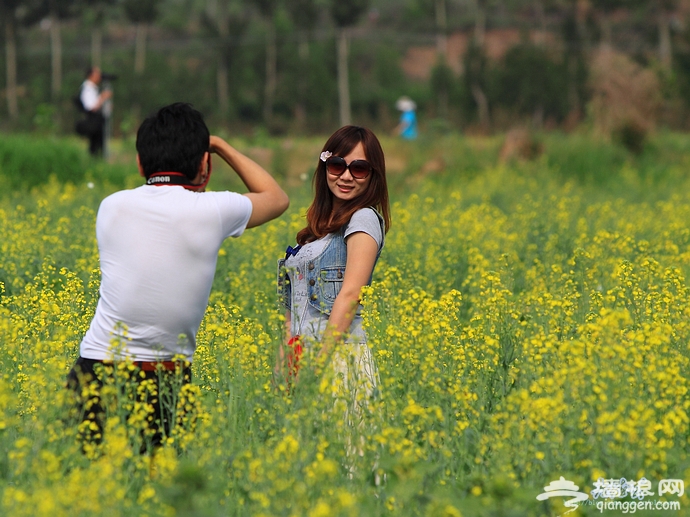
[78,67,112,156]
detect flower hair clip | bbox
[320,151,332,162]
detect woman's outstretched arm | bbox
[318,231,378,358]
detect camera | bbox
[101,72,118,81]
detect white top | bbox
[284,208,384,345]
[80,185,253,361]
[80,79,100,111]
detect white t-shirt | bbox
[80,185,253,361]
[80,80,99,111]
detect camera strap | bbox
[145,157,212,192]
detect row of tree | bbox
[2,0,690,136]
[2,0,376,128]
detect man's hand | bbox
[209,135,223,154]
[92,90,112,111]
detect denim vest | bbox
[278,209,384,316]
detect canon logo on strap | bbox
[145,158,212,192]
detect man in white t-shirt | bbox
[76,67,112,156]
[66,102,289,451]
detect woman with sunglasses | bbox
[277,125,391,403]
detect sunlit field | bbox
[2,132,690,516]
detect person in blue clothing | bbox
[395,96,418,140]
[277,125,391,405]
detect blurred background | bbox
[2,0,690,151]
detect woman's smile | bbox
[336,183,354,193]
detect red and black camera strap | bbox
[145,157,212,192]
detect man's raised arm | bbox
[209,135,289,228]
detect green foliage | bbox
[463,40,489,94]
[532,132,634,185]
[613,120,648,154]
[0,135,136,193]
[0,135,87,189]
[4,130,689,199]
[494,43,570,122]
[255,0,279,18]
[430,61,455,103]
[671,34,690,120]
[330,0,370,28]
[460,40,492,124]
[32,103,59,134]
[121,0,160,23]
[349,41,412,127]
[107,50,218,120]
[400,0,437,31]
[285,0,318,31]
[3,0,690,137]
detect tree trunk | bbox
[597,9,612,50]
[473,0,486,47]
[5,17,18,120]
[435,0,447,57]
[470,0,487,129]
[214,0,229,120]
[135,23,147,75]
[532,104,544,128]
[263,22,277,126]
[438,88,448,119]
[658,10,672,70]
[294,35,310,130]
[217,58,229,117]
[435,0,448,118]
[534,0,546,45]
[50,12,62,100]
[91,26,102,68]
[299,35,310,61]
[567,57,581,119]
[337,27,351,126]
[471,83,490,131]
[575,0,591,55]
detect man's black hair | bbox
[136,103,210,180]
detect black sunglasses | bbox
[325,156,372,179]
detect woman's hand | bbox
[273,341,286,383]
[274,311,302,391]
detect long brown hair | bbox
[296,126,391,245]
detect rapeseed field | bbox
[1,135,690,516]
